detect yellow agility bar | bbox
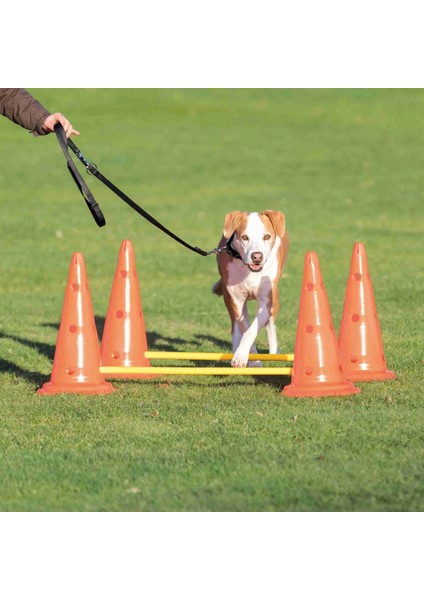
[100,366,293,376]
[144,351,294,362]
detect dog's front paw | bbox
[231,349,249,368]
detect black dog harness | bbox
[54,123,241,259]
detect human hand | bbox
[43,112,80,137]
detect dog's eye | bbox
[241,235,249,241]
[263,234,271,240]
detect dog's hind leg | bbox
[212,279,223,296]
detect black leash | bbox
[54,123,105,227]
[54,123,241,258]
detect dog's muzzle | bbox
[247,251,264,271]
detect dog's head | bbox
[223,210,286,272]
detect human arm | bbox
[0,88,79,137]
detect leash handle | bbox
[54,124,106,227]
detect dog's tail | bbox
[212,279,223,296]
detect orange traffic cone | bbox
[100,240,154,378]
[338,243,396,381]
[38,253,116,395]
[283,252,360,398]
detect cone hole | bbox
[115,310,124,319]
[66,368,75,375]
[352,314,360,322]
[112,351,120,359]
[71,283,80,291]
[69,325,77,333]
[306,283,314,291]
[305,367,313,376]
[354,273,361,281]
[350,356,358,363]
[305,325,314,333]
[120,270,128,278]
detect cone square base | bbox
[343,369,396,382]
[282,380,360,398]
[37,381,116,396]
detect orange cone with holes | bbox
[38,253,116,395]
[338,243,395,381]
[283,252,360,397]
[100,240,154,378]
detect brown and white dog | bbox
[212,210,289,368]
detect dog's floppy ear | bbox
[263,210,286,239]
[223,211,244,239]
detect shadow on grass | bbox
[44,317,190,352]
[0,331,55,361]
[0,330,55,387]
[0,322,289,392]
[193,333,231,349]
[112,374,291,392]
[0,357,47,388]
[42,319,231,353]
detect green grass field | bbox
[0,89,423,511]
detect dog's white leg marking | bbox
[231,300,249,353]
[232,321,242,353]
[232,302,270,368]
[241,305,262,367]
[265,316,279,354]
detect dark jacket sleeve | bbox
[0,88,51,136]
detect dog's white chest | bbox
[226,258,278,300]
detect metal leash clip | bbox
[86,162,97,175]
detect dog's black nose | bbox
[251,252,263,264]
